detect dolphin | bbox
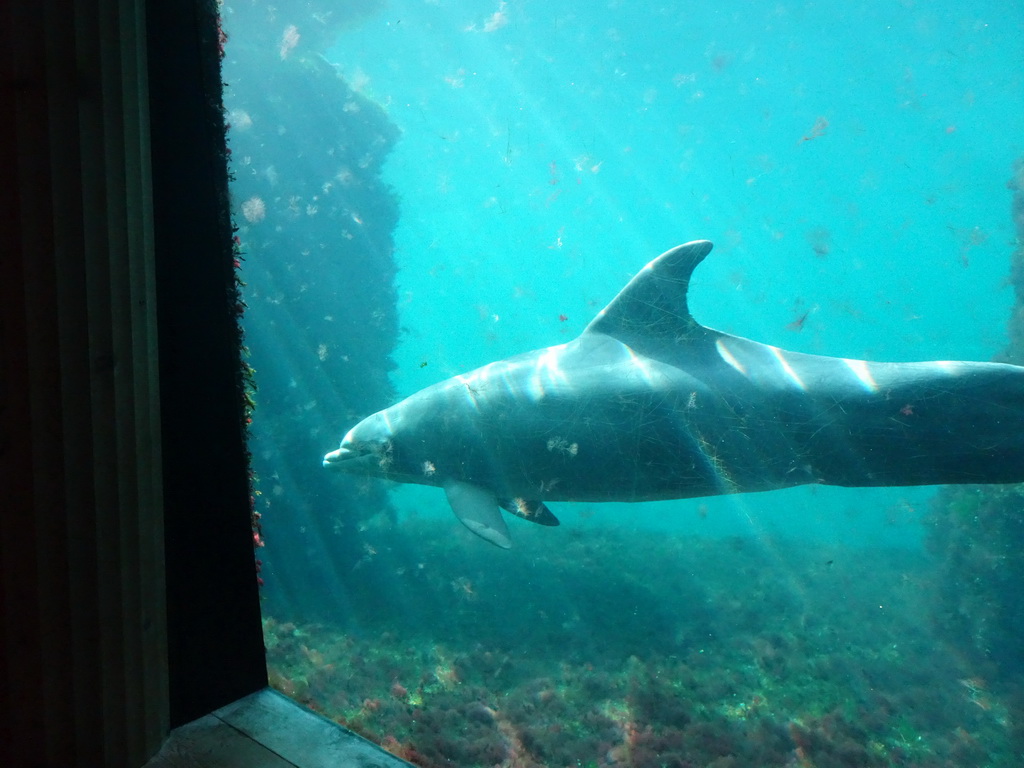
[324,240,1024,547]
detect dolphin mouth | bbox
[323,444,378,471]
[322,446,352,468]
[323,442,389,474]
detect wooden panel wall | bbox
[1,0,168,765]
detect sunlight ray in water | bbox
[222,0,1024,763]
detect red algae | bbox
[262,526,1016,767]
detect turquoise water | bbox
[324,1,1021,547]
[332,1,1019,372]
[224,1,1024,765]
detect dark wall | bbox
[3,1,171,763]
[147,0,267,726]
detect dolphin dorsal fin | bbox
[583,240,713,347]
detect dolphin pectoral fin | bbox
[443,481,512,549]
[499,498,560,527]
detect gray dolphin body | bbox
[324,240,1024,547]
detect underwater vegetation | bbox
[264,522,1019,768]
[927,485,1024,685]
[223,2,405,619]
[923,161,1024,692]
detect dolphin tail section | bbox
[444,481,513,548]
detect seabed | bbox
[262,521,1018,768]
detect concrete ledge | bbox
[145,689,411,768]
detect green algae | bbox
[262,523,1018,767]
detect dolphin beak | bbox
[323,441,384,473]
[322,445,352,468]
